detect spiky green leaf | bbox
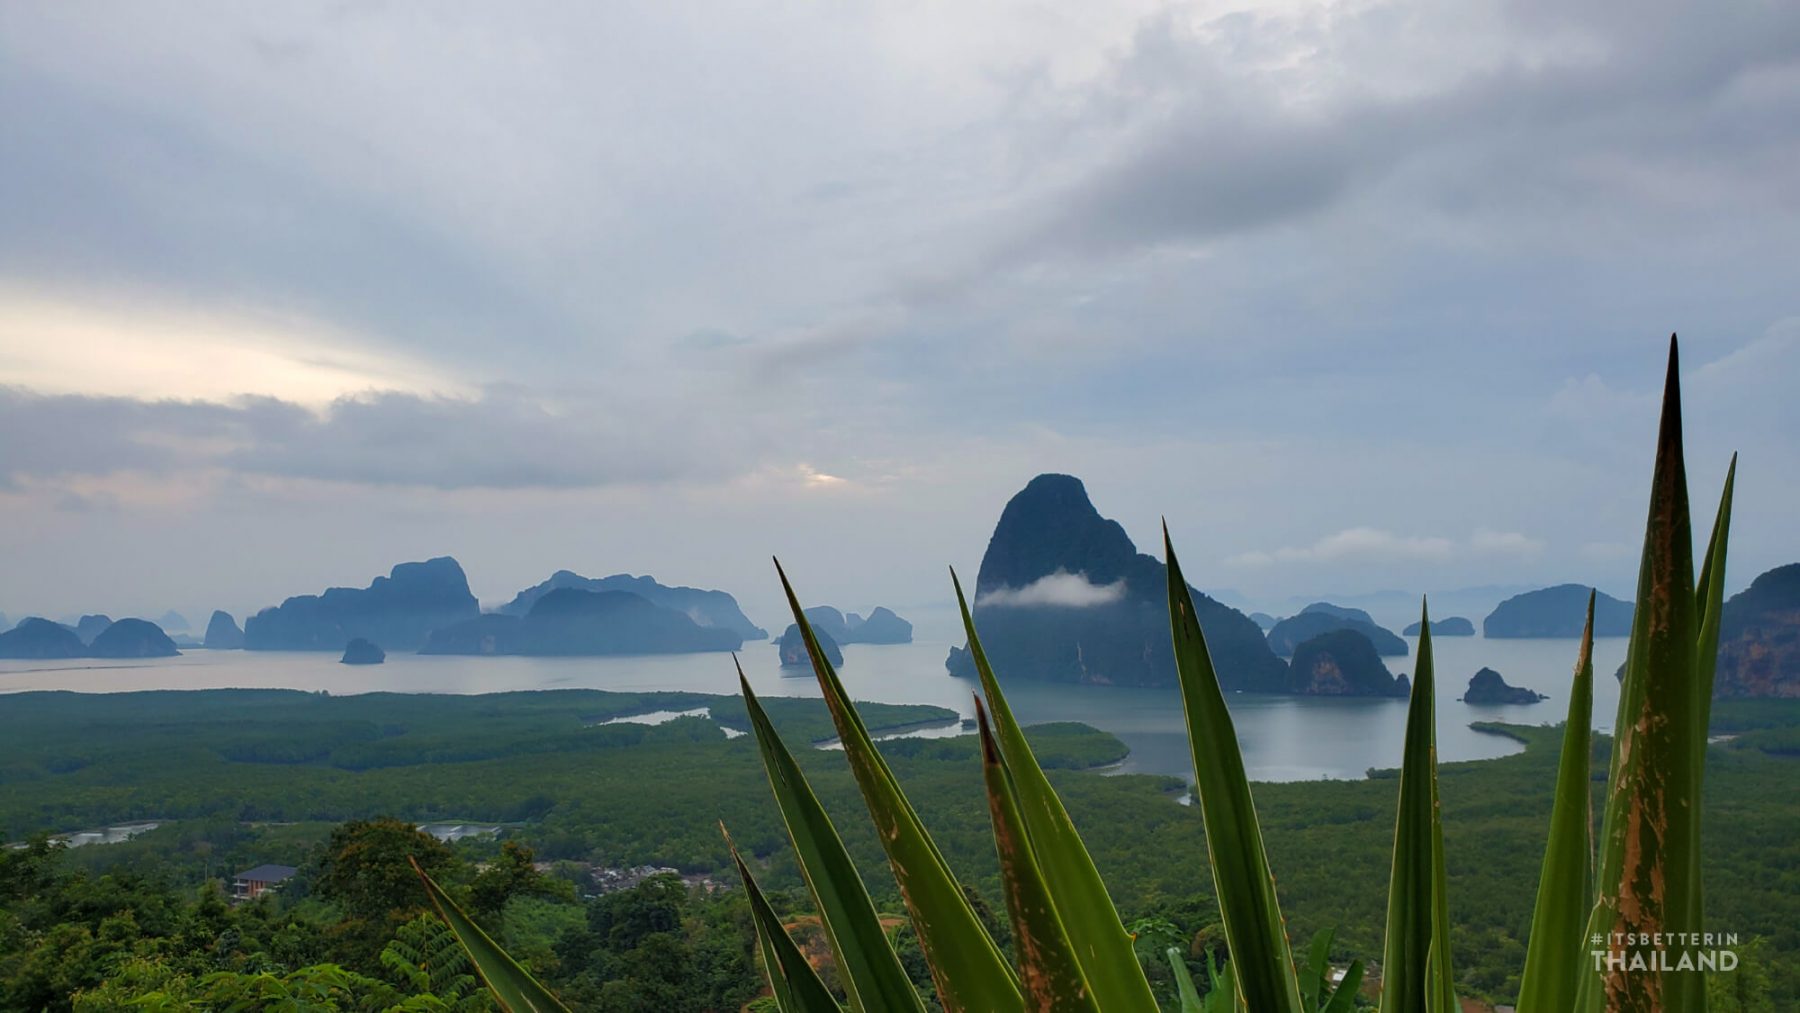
[775,560,1022,1013]
[1685,454,1736,956]
[974,701,1100,1011]
[1516,594,1597,1012]
[1299,928,1335,1010]
[1323,961,1366,1013]
[1167,947,1205,1013]
[1163,528,1304,1013]
[737,665,925,1013]
[411,857,569,1013]
[1578,336,1726,1012]
[726,828,844,1013]
[1380,604,1454,1013]
[953,570,1160,1010]
[1203,954,1241,1013]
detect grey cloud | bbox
[1014,0,1800,260]
[0,62,567,364]
[0,386,755,490]
[1039,114,1365,254]
[0,2,1797,620]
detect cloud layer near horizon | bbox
[1,0,1796,626]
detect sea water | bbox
[0,633,1626,782]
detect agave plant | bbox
[418,338,1734,1013]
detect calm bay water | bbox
[0,634,1626,782]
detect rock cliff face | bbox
[0,618,86,659]
[1484,585,1633,638]
[945,474,1286,690]
[1461,667,1544,704]
[420,614,520,656]
[1285,630,1409,697]
[1404,616,1475,636]
[779,623,843,667]
[244,557,480,652]
[423,589,741,656]
[1267,609,1409,657]
[88,619,181,659]
[500,571,765,640]
[340,638,386,665]
[1715,564,1800,698]
[204,610,245,649]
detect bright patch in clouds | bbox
[0,290,466,404]
[977,571,1126,608]
[799,465,847,489]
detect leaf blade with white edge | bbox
[1167,947,1205,1013]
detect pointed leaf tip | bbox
[1165,526,1305,1012]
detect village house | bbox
[230,864,297,902]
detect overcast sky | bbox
[1,0,1795,635]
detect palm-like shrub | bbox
[420,338,1735,1012]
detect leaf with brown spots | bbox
[775,559,1022,1013]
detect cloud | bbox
[977,571,1126,608]
[0,386,763,491]
[1470,528,1545,557]
[1013,0,1800,266]
[1,2,1799,620]
[1226,527,1542,568]
[0,288,466,403]
[1226,527,1456,568]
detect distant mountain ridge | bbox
[0,618,87,659]
[244,557,480,652]
[1405,616,1474,636]
[945,474,1286,690]
[798,605,912,645]
[425,587,741,657]
[1485,584,1634,638]
[1267,605,1409,657]
[0,616,181,660]
[500,571,765,640]
[89,619,180,659]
